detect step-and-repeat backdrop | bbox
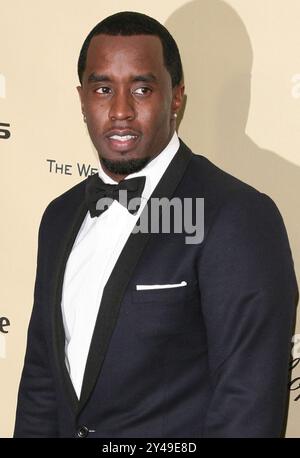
[1,0,299,437]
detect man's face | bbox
[77,34,184,179]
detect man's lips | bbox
[105,129,141,152]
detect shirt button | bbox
[77,426,89,438]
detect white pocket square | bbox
[136,281,187,291]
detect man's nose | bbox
[109,91,135,121]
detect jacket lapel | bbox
[51,195,88,415]
[78,141,192,413]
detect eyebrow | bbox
[87,73,111,83]
[87,72,158,84]
[132,73,158,83]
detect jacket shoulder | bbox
[179,142,286,241]
[40,177,88,228]
[186,148,259,198]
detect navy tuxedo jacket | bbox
[14,141,298,438]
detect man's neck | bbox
[98,164,127,183]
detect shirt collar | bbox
[98,132,180,201]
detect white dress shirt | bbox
[61,132,180,398]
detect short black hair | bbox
[77,11,183,87]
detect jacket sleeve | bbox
[14,210,59,437]
[199,191,298,437]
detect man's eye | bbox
[133,87,152,96]
[95,87,111,94]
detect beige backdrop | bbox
[1,0,299,438]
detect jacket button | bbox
[77,426,89,438]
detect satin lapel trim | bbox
[78,142,193,412]
[52,199,88,415]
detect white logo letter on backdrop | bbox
[291,74,300,99]
[0,74,5,99]
[0,334,6,359]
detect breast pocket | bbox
[131,282,199,338]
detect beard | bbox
[100,156,151,175]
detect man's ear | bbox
[76,85,85,115]
[172,83,185,114]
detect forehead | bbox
[85,34,167,77]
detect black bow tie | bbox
[85,173,146,218]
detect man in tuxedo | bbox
[14,11,298,438]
